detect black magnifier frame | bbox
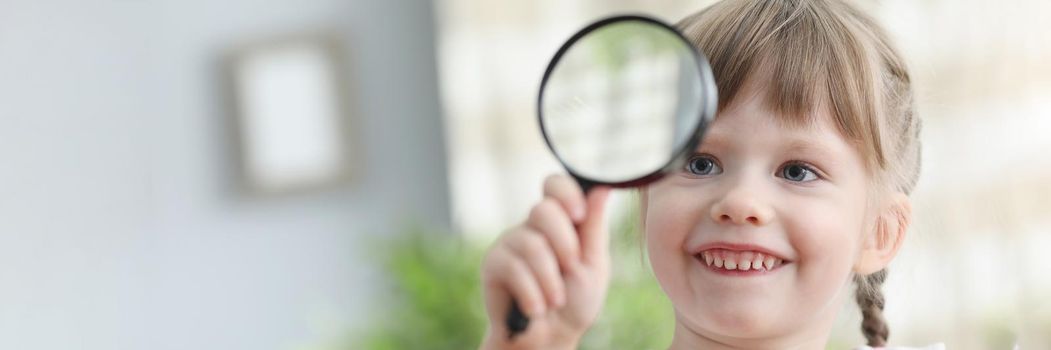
[510,14,718,339]
[536,14,718,194]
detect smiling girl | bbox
[479,0,939,349]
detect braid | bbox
[855,269,889,347]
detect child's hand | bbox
[479,174,613,350]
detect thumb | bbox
[578,186,612,265]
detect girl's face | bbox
[643,85,877,345]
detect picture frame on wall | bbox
[225,32,358,196]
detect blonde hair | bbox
[675,0,922,346]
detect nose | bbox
[709,181,774,226]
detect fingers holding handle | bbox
[504,175,612,341]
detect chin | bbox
[696,300,783,337]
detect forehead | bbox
[699,86,856,157]
[717,73,830,130]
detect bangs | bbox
[677,0,886,169]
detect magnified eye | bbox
[685,155,722,176]
[780,163,818,182]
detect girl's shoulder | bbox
[854,343,946,350]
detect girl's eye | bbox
[779,163,819,182]
[685,155,722,176]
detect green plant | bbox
[355,197,674,349]
[357,226,488,350]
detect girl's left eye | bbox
[778,163,819,182]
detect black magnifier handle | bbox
[506,176,595,340]
[506,300,529,340]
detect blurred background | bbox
[1,0,1048,349]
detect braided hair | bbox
[855,269,889,346]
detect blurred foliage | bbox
[354,196,675,349]
[356,226,487,350]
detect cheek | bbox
[643,186,705,293]
[787,199,867,291]
[643,200,685,266]
[643,185,703,250]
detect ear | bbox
[855,192,911,275]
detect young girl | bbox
[480,0,940,348]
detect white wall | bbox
[0,1,450,349]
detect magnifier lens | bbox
[540,19,709,184]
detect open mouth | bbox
[694,249,791,273]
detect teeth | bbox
[700,250,787,272]
[739,252,753,270]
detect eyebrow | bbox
[696,132,845,166]
[694,131,733,152]
[782,139,839,158]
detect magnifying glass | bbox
[507,15,718,338]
